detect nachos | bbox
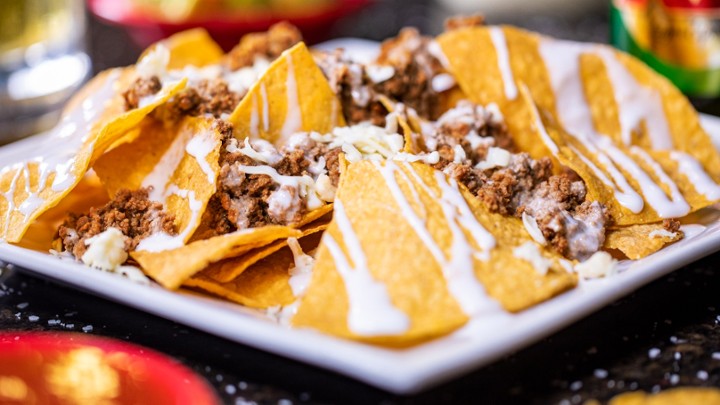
[2,16,720,346]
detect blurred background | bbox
[0,0,607,142]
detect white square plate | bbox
[1,40,720,394]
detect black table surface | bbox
[2,3,720,404]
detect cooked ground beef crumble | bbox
[57,188,176,260]
[122,22,302,118]
[202,127,340,238]
[169,79,242,118]
[225,21,302,71]
[315,27,453,125]
[122,76,162,110]
[420,101,610,260]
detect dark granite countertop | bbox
[1,2,719,404]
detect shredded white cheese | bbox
[314,174,337,202]
[393,151,440,164]
[228,138,282,165]
[312,123,405,163]
[575,251,617,279]
[475,147,511,170]
[365,64,395,84]
[452,145,467,164]
[522,212,547,245]
[81,228,128,271]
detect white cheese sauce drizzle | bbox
[325,199,410,336]
[489,27,517,100]
[629,146,690,216]
[249,93,259,138]
[596,48,673,149]
[522,84,559,155]
[141,130,191,202]
[670,151,720,200]
[280,54,302,140]
[568,144,644,213]
[137,130,218,252]
[260,83,270,132]
[374,161,497,315]
[538,38,699,217]
[185,130,218,184]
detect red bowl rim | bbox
[87,0,371,32]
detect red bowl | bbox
[0,332,219,404]
[87,0,371,50]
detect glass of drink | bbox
[0,0,91,143]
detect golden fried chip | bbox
[438,25,720,225]
[607,387,720,405]
[132,225,302,289]
[292,160,575,346]
[139,28,224,69]
[228,42,345,146]
[185,231,324,309]
[16,173,109,253]
[0,69,186,243]
[94,116,223,249]
[604,223,683,259]
[200,218,329,283]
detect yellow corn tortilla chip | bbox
[228,42,345,146]
[185,231,325,309]
[0,69,186,243]
[292,160,576,346]
[604,223,683,260]
[200,217,330,283]
[16,172,109,252]
[132,225,302,289]
[607,388,720,405]
[94,116,223,248]
[438,25,720,225]
[139,28,224,69]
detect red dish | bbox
[0,332,218,404]
[87,0,371,49]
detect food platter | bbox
[1,38,720,394]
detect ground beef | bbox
[275,149,309,176]
[663,218,681,233]
[374,28,448,120]
[122,76,161,110]
[447,154,608,260]
[314,50,391,126]
[225,22,302,71]
[207,130,345,237]
[315,27,451,125]
[324,148,342,187]
[57,188,176,260]
[169,79,242,118]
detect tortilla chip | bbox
[16,173,109,252]
[228,42,345,146]
[604,223,683,259]
[139,28,224,69]
[0,69,186,243]
[200,218,329,283]
[94,116,223,248]
[132,225,302,289]
[438,25,720,224]
[185,231,325,308]
[292,160,575,346]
